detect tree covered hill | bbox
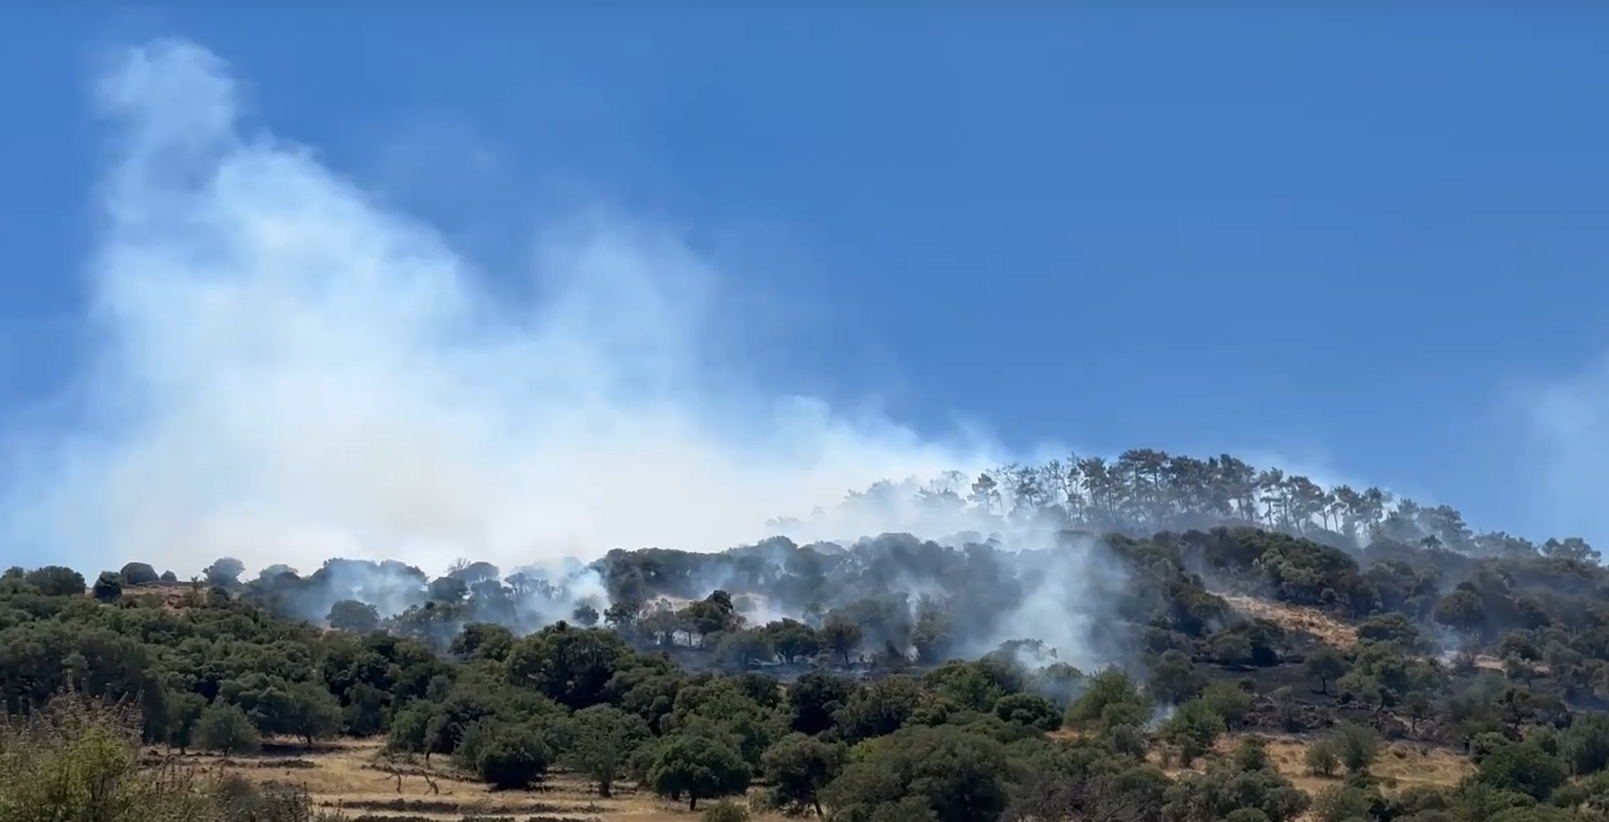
[7,448,1609,822]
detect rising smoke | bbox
[0,38,1436,676]
[0,39,1022,578]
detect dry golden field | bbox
[161,739,786,822]
[172,731,1473,822]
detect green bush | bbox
[1305,740,1341,777]
[474,727,551,790]
[1333,723,1379,774]
[195,703,262,755]
[701,801,751,822]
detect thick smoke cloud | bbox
[0,39,1011,577]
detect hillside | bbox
[9,450,1609,822]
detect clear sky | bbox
[0,6,1606,572]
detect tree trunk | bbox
[689,796,699,811]
[814,798,824,817]
[599,780,612,799]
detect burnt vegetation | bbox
[8,449,1609,821]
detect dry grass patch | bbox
[1259,736,1469,796]
[169,739,792,822]
[1051,727,1470,796]
[1220,594,1359,648]
[1147,734,1470,798]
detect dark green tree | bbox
[760,733,846,817]
[195,703,262,755]
[118,562,159,586]
[326,600,379,633]
[647,734,750,811]
[92,572,123,602]
[822,725,1011,822]
[564,705,649,797]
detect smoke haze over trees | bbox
[5,37,1600,597]
[15,451,1609,821]
[9,34,1609,822]
[127,444,1580,667]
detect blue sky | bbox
[0,6,1606,571]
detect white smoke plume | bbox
[0,39,1008,578]
[1523,354,1609,551]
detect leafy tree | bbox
[715,629,775,668]
[204,557,246,587]
[257,564,299,582]
[1304,740,1340,777]
[1211,632,1254,667]
[166,691,208,753]
[1332,723,1378,775]
[1433,589,1489,637]
[93,571,124,602]
[474,726,551,790]
[837,676,925,742]
[448,560,501,585]
[118,562,159,586]
[427,576,468,602]
[1199,681,1254,730]
[647,734,750,811]
[1066,668,1146,730]
[507,623,632,709]
[450,622,515,662]
[1357,612,1422,648]
[327,600,379,633]
[1560,710,1609,775]
[1310,785,1376,822]
[1148,650,1201,704]
[564,705,649,797]
[820,614,863,665]
[573,602,601,627]
[1475,737,1568,801]
[760,733,845,817]
[682,591,741,641]
[789,670,856,736]
[823,725,1011,822]
[1304,646,1347,695]
[1162,755,1309,822]
[1159,699,1224,766]
[221,678,344,746]
[195,703,263,754]
[386,702,433,756]
[993,693,1062,732]
[24,565,85,597]
[423,687,506,760]
[768,619,822,663]
[666,680,783,772]
[278,681,345,745]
